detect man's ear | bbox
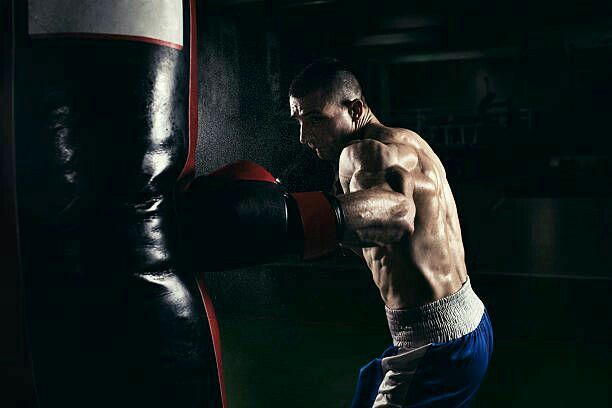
[348,99,364,121]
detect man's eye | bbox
[309,117,323,124]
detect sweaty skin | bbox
[339,126,467,309]
[291,93,467,309]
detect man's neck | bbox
[357,107,379,129]
[348,108,381,143]
[335,108,383,160]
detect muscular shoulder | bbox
[378,126,447,182]
[341,139,394,168]
[340,130,419,173]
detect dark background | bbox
[2,0,610,407]
[196,0,611,407]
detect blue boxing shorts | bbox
[351,277,493,408]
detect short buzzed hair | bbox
[289,58,363,105]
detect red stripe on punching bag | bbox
[197,277,228,408]
[178,0,199,183]
[180,1,228,406]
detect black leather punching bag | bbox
[14,1,224,406]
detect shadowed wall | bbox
[195,2,611,407]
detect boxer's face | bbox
[290,90,354,160]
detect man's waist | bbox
[385,276,485,348]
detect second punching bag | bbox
[15,1,223,406]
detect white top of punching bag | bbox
[28,0,184,49]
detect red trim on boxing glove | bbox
[209,160,278,184]
[291,192,339,260]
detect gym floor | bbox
[207,262,610,408]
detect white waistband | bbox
[385,277,485,348]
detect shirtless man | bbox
[289,59,493,407]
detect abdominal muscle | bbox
[363,243,432,309]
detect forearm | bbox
[337,188,414,247]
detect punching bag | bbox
[14,1,225,406]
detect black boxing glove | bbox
[179,160,344,270]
